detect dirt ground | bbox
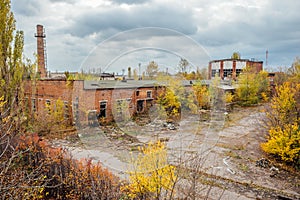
[51,105,300,200]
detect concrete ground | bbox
[51,105,300,199]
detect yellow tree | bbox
[266,82,298,129]
[192,81,210,109]
[262,123,300,163]
[124,141,177,199]
[262,82,300,166]
[156,74,197,119]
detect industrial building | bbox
[208,58,263,80]
[25,25,263,127]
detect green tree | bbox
[255,70,270,101]
[0,0,25,111]
[0,0,26,153]
[236,67,259,106]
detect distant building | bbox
[208,58,263,80]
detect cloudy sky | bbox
[11,0,300,74]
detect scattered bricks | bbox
[256,158,271,168]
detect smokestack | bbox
[35,24,47,78]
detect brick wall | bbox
[24,79,73,124]
[25,80,162,126]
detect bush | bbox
[0,133,124,199]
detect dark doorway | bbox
[137,100,144,113]
[99,101,107,118]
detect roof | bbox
[209,58,263,64]
[83,80,158,90]
[83,79,210,90]
[81,78,238,91]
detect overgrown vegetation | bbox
[236,68,270,106]
[1,133,123,199]
[123,141,177,199]
[262,60,300,168]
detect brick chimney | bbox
[35,24,47,78]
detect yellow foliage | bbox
[224,92,234,103]
[263,81,300,166]
[236,67,259,105]
[0,95,6,109]
[261,92,269,102]
[124,141,177,199]
[269,82,297,127]
[193,82,210,109]
[261,123,300,162]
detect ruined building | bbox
[208,58,263,80]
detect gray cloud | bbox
[64,3,197,38]
[11,0,43,16]
[10,0,300,71]
[48,0,77,3]
[109,0,149,5]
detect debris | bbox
[270,166,279,177]
[162,122,177,130]
[256,158,271,168]
[167,123,176,130]
[223,156,236,175]
[270,166,279,172]
[227,168,235,174]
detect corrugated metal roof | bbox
[83,80,158,90]
[82,79,225,90]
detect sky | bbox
[11,0,300,74]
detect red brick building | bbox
[208,58,263,80]
[24,79,162,126]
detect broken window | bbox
[223,69,233,78]
[236,69,242,77]
[136,90,140,96]
[99,101,107,118]
[146,91,152,98]
[212,69,220,77]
